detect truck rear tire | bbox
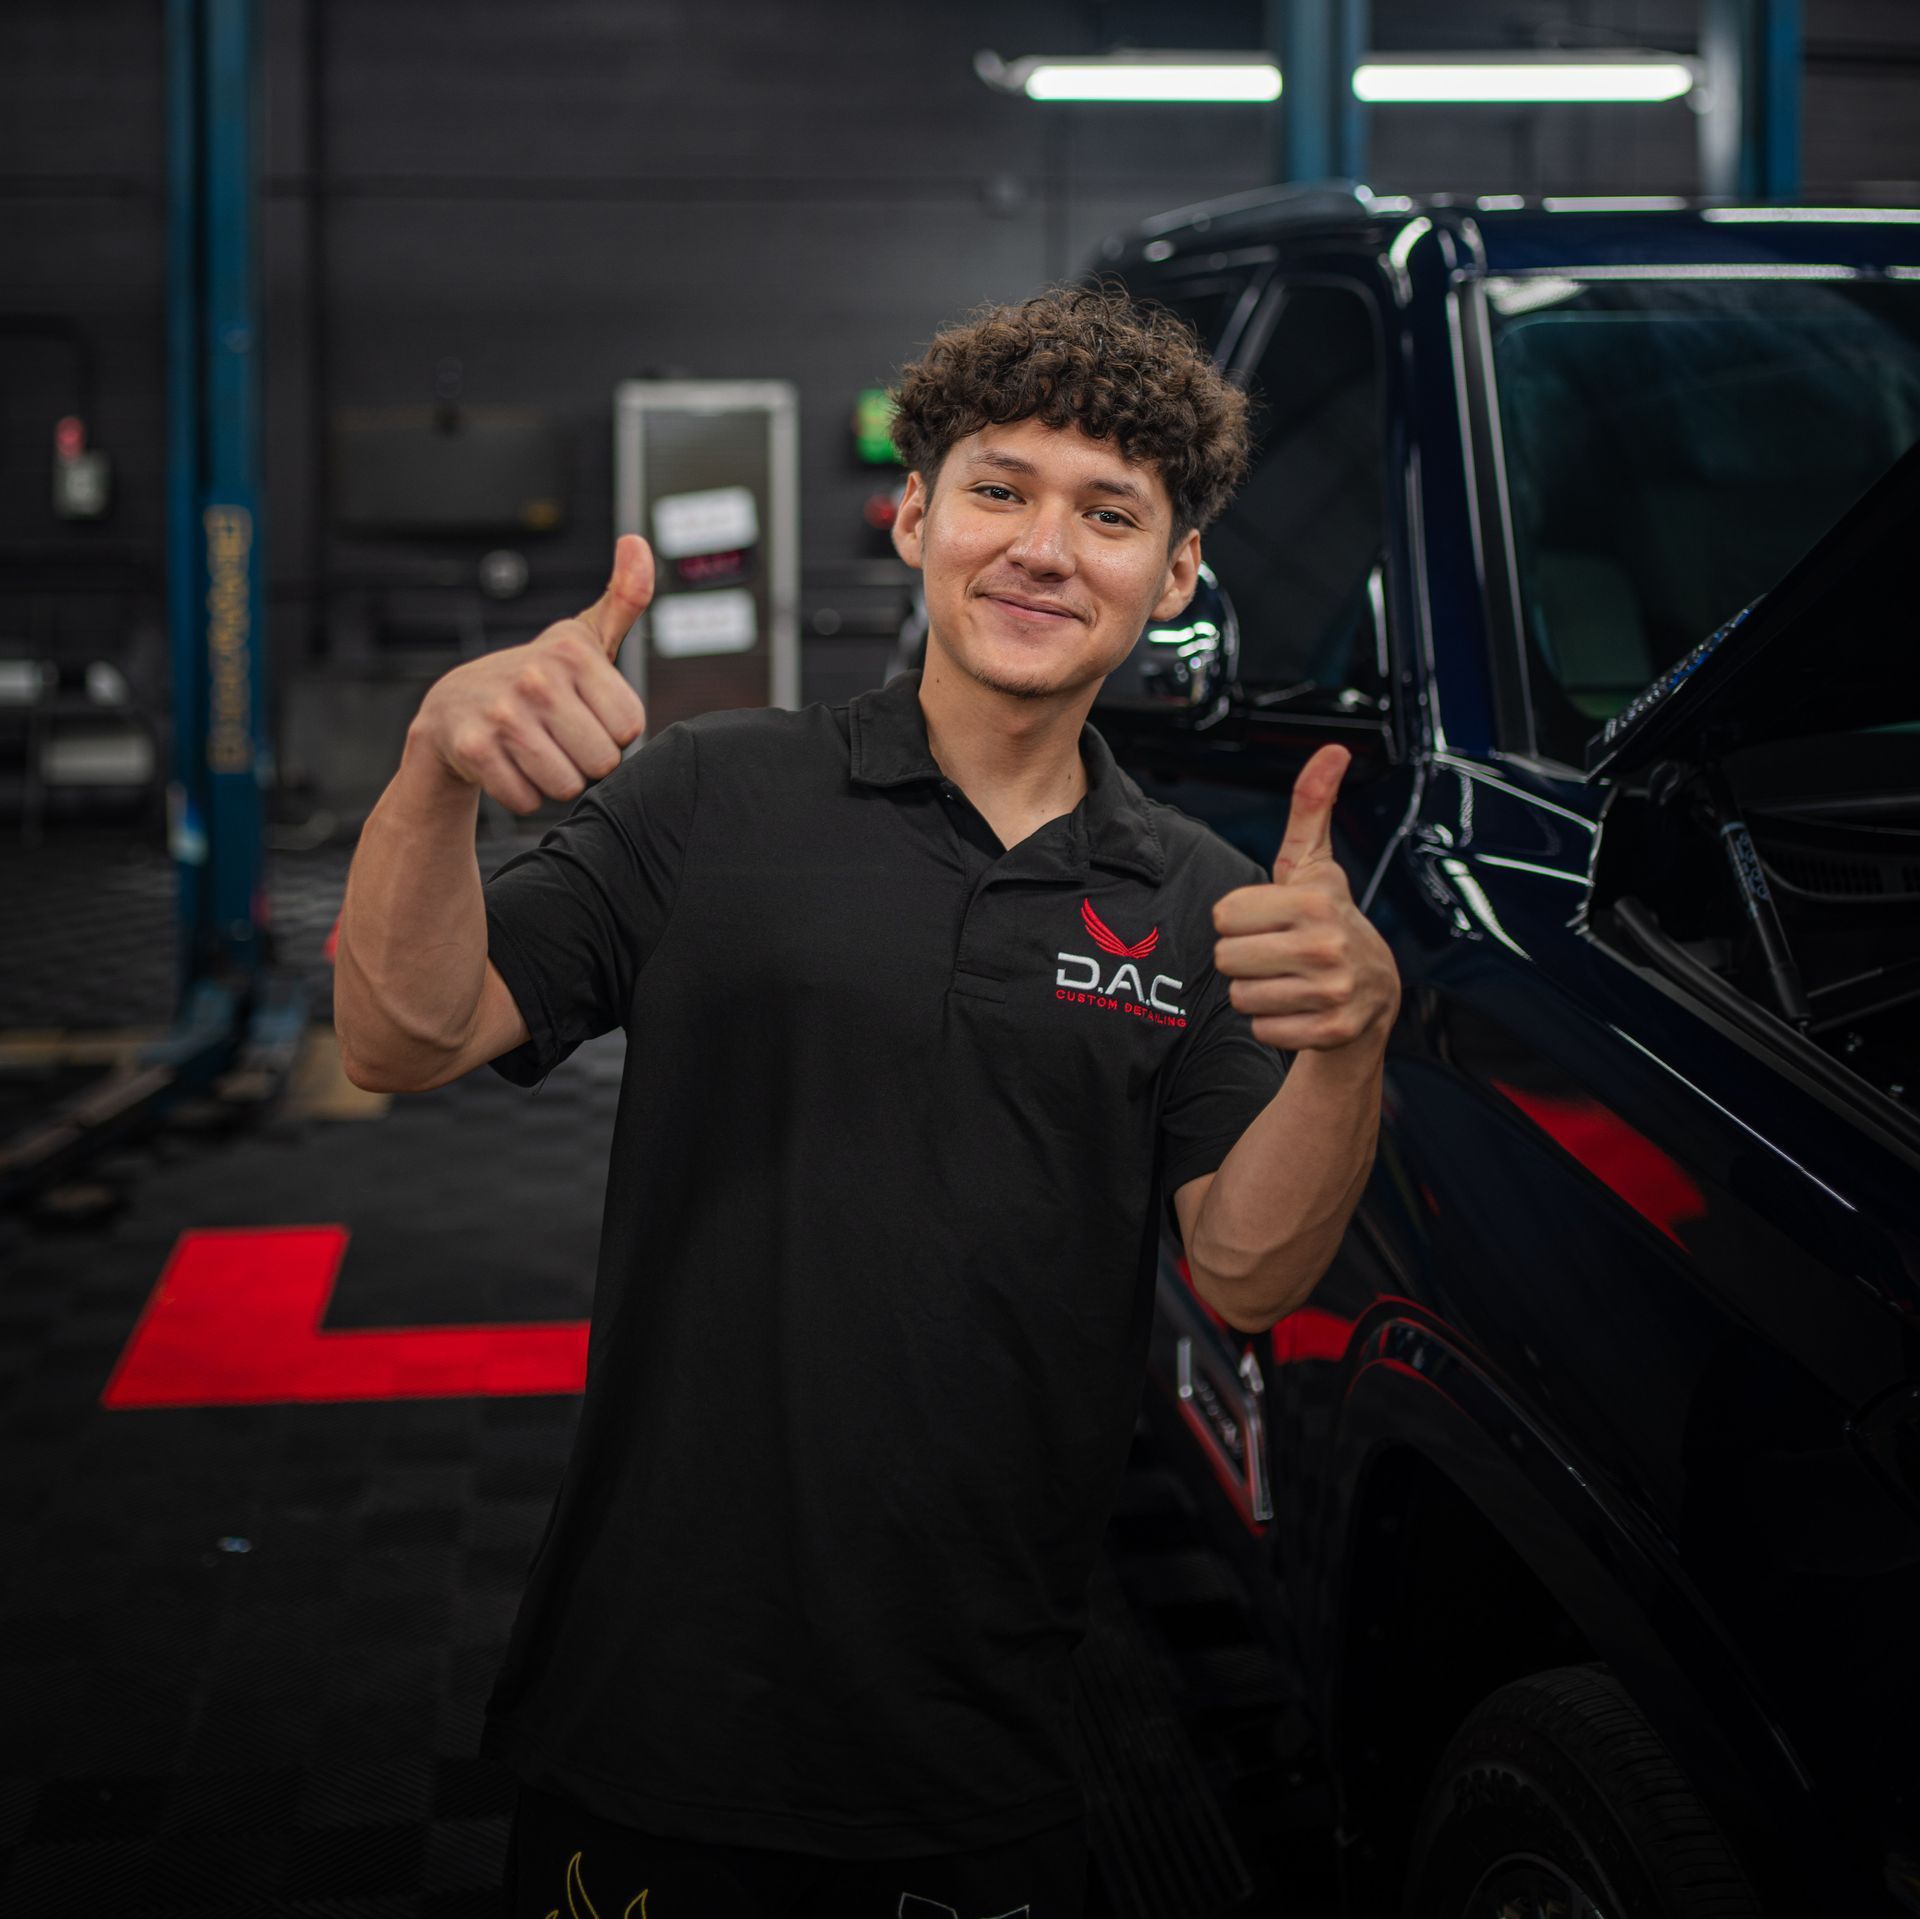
[1401,1663,1763,1919]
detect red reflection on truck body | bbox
[1489,1079,1707,1248]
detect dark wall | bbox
[3,0,1919,814]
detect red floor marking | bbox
[102,1225,588,1408]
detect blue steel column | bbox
[1268,0,1369,184]
[1701,0,1802,199]
[165,0,209,1007]
[200,0,267,981]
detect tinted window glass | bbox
[1204,282,1387,703]
[1138,271,1259,367]
[1488,277,1920,766]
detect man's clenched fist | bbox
[407,534,655,815]
[1211,743,1401,1056]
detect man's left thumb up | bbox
[1272,744,1351,884]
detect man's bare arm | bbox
[335,744,512,1092]
[1172,1043,1383,1333]
[334,538,654,1093]
[1174,741,1402,1330]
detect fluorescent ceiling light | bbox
[977,46,1695,107]
[1030,62,1280,102]
[1354,54,1695,103]
[976,49,1279,102]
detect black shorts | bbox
[503,1780,1090,1918]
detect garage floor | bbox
[0,827,1339,1918]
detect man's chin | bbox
[946,640,1102,703]
[969,662,1072,701]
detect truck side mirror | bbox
[1095,563,1237,724]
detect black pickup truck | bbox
[1087,186,1920,1919]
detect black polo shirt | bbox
[476,667,1287,1857]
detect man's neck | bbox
[916,649,1094,845]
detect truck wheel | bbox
[1401,1664,1763,1919]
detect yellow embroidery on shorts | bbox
[554,1848,648,1919]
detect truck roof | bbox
[1098,181,1920,277]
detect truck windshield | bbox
[1486,275,1920,768]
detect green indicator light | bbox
[854,388,902,466]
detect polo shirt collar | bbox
[848,668,1165,883]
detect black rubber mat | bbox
[0,1062,103,1139]
[0,824,604,1915]
[0,828,181,1032]
[0,1032,611,1915]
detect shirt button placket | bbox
[951,864,1008,1003]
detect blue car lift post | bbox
[1701,0,1801,199]
[0,0,305,1210]
[1267,0,1368,186]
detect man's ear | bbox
[1151,528,1203,621]
[891,471,928,570]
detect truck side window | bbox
[1142,269,1264,371]
[1206,282,1387,702]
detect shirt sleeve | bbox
[481,720,698,1090]
[1157,839,1291,1204]
[1158,963,1290,1201]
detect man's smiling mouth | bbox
[983,593,1082,623]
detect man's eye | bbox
[976,484,1018,501]
[1091,509,1133,527]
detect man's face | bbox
[891,416,1201,703]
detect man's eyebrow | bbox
[965,449,1153,509]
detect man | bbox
[334,283,1399,1919]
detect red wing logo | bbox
[1058,901,1185,1023]
[1080,897,1159,960]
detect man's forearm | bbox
[334,729,487,1081]
[1187,1042,1385,1333]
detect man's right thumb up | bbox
[584,533,656,659]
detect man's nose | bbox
[1005,503,1075,576]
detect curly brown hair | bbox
[890,281,1252,540]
